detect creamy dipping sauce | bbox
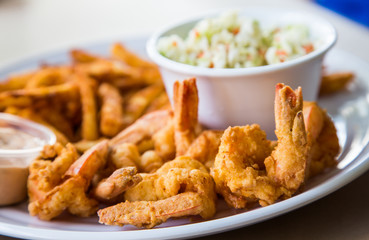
[0,159,29,205]
[0,126,45,150]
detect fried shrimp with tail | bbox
[265,83,309,194]
[98,157,216,228]
[212,83,310,208]
[28,140,109,220]
[303,101,340,177]
[173,78,200,156]
[92,167,142,201]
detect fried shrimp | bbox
[110,109,173,146]
[264,83,309,194]
[173,78,200,156]
[212,83,309,208]
[28,140,109,220]
[92,167,142,201]
[303,101,340,177]
[186,130,224,170]
[98,157,216,228]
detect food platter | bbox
[1,38,369,240]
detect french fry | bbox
[145,91,171,113]
[0,72,35,92]
[73,138,107,153]
[0,83,79,110]
[73,72,99,140]
[70,49,100,63]
[25,67,70,89]
[111,43,156,68]
[35,107,75,141]
[124,84,164,125]
[98,83,124,137]
[319,72,354,96]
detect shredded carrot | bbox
[303,44,314,54]
[276,50,287,56]
[232,27,240,35]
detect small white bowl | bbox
[0,113,56,205]
[147,8,337,137]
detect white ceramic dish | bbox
[0,38,368,240]
[147,8,337,137]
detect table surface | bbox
[1,0,369,239]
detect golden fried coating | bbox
[152,120,176,161]
[92,167,142,201]
[186,130,223,169]
[211,125,278,208]
[28,143,79,202]
[265,84,309,194]
[109,143,140,169]
[139,150,164,173]
[98,83,124,137]
[319,72,354,96]
[303,101,340,177]
[212,84,309,208]
[28,140,109,220]
[173,78,199,156]
[100,163,216,228]
[110,109,173,146]
[98,192,204,228]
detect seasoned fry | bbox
[73,72,99,140]
[0,83,79,110]
[111,43,157,68]
[25,67,70,89]
[98,83,124,137]
[319,72,354,96]
[145,91,171,114]
[73,138,107,153]
[0,72,35,92]
[70,49,100,63]
[124,84,164,125]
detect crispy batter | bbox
[173,78,199,156]
[110,109,173,146]
[186,130,223,169]
[98,192,204,228]
[319,72,354,96]
[152,120,176,161]
[303,101,340,177]
[212,84,309,208]
[28,140,109,220]
[98,83,124,137]
[92,167,142,201]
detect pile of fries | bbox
[0,43,170,149]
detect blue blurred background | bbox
[316,0,369,27]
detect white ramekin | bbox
[147,8,337,137]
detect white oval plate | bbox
[1,38,369,240]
